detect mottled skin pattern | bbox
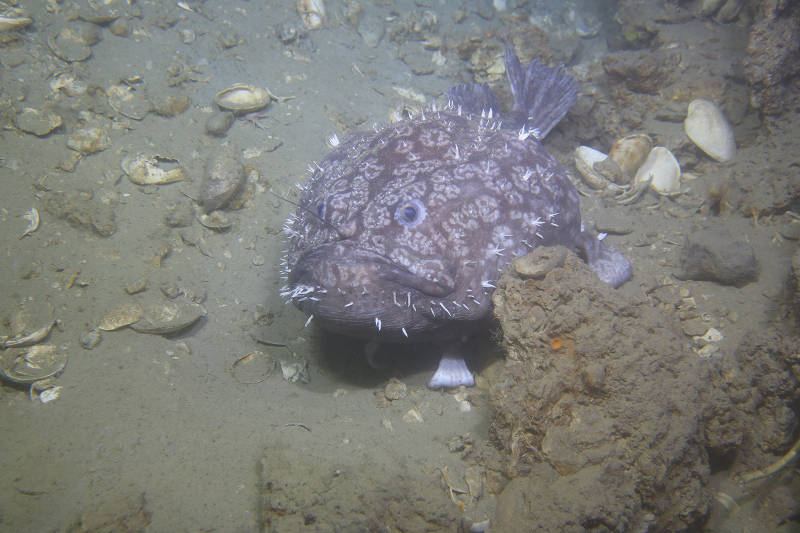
[284,110,580,342]
[281,48,631,387]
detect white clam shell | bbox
[574,145,609,189]
[297,0,325,30]
[121,154,186,185]
[214,85,270,113]
[634,147,681,195]
[684,99,736,163]
[609,133,652,177]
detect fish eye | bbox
[395,199,425,228]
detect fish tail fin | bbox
[504,45,578,140]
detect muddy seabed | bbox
[0,0,798,531]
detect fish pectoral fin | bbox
[582,233,632,288]
[427,354,475,389]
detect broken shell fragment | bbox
[129,299,206,335]
[608,133,652,178]
[39,385,63,403]
[19,207,39,239]
[634,147,681,195]
[50,72,88,97]
[297,0,325,30]
[79,327,102,349]
[0,344,68,385]
[214,85,270,113]
[107,84,151,120]
[198,211,233,231]
[98,303,144,331]
[15,108,63,136]
[67,127,111,154]
[231,351,277,384]
[403,406,424,423]
[384,378,408,401]
[684,99,736,163]
[121,154,186,185]
[0,8,33,32]
[280,359,310,383]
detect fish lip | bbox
[289,244,455,298]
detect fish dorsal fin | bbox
[504,45,578,140]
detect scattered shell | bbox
[453,390,472,412]
[66,127,111,154]
[696,327,723,343]
[124,275,149,295]
[129,299,206,335]
[19,207,39,239]
[574,146,610,190]
[179,29,196,44]
[39,385,63,403]
[280,359,310,383]
[198,211,233,231]
[0,7,33,32]
[75,0,124,25]
[47,26,99,62]
[231,351,277,384]
[0,344,68,385]
[15,108,63,136]
[684,99,736,163]
[608,133,652,178]
[634,147,681,195]
[107,84,151,120]
[384,378,408,401]
[297,0,325,30]
[403,406,424,423]
[79,327,102,349]
[121,154,186,185]
[464,465,484,499]
[98,303,144,331]
[200,147,245,211]
[50,72,88,97]
[214,85,270,113]
[1,316,55,349]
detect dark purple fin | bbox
[445,82,501,118]
[504,45,578,140]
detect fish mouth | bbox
[288,243,455,298]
